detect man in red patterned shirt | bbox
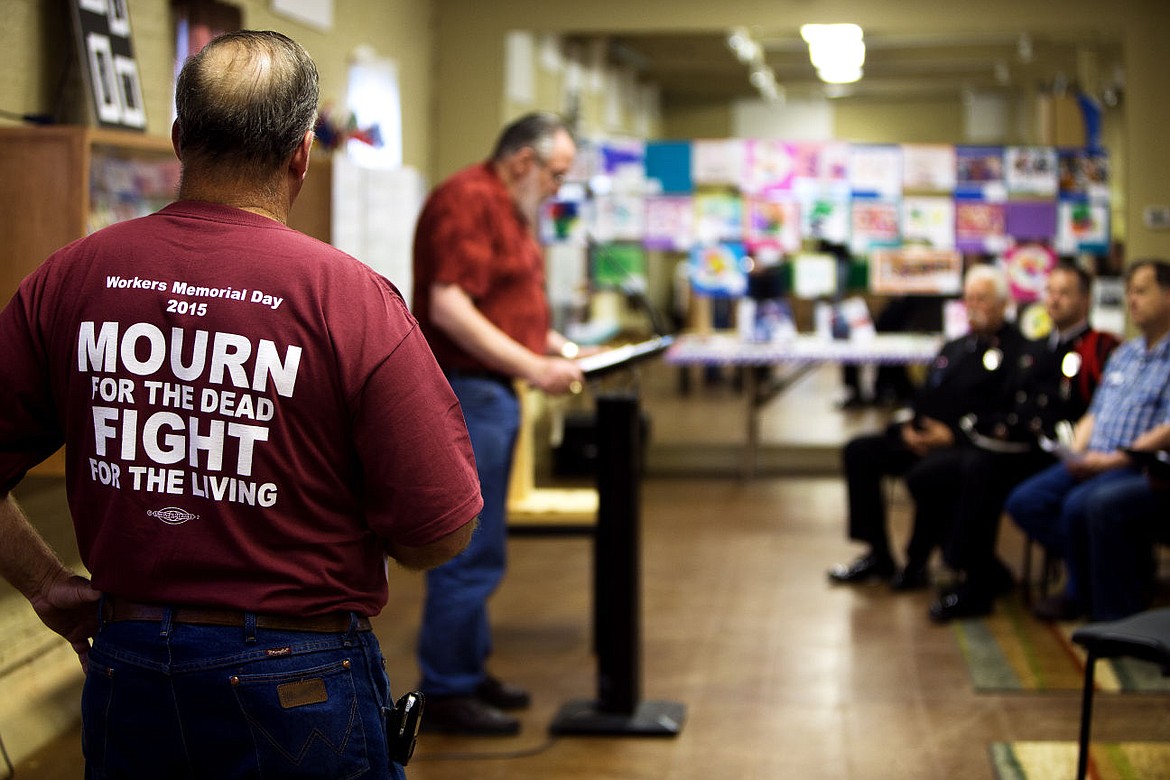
[412,112,583,735]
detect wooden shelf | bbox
[0,126,178,476]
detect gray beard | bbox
[515,168,544,228]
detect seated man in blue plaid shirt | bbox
[1006,258,1170,622]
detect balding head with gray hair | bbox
[490,112,570,164]
[174,30,319,179]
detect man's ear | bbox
[170,119,182,160]
[511,146,539,178]
[290,129,314,181]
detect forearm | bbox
[430,285,542,379]
[0,494,72,600]
[1130,422,1170,451]
[430,284,583,394]
[388,518,477,571]
[1071,413,1095,452]
[0,496,103,664]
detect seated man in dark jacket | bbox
[927,262,1119,621]
[828,264,1027,591]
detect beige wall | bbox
[432,0,1170,260]
[833,97,966,145]
[661,100,734,139]
[0,0,435,173]
[500,34,661,142]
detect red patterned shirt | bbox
[411,162,550,371]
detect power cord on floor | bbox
[414,735,560,762]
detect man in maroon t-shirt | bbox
[0,31,479,779]
[412,112,583,735]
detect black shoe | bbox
[420,695,520,736]
[928,586,993,623]
[1032,592,1085,622]
[827,553,895,584]
[989,558,1016,597]
[836,395,869,410]
[890,564,929,592]
[476,675,531,710]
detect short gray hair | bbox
[490,112,569,163]
[174,30,319,176]
[964,263,1010,301]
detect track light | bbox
[727,27,784,102]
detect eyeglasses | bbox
[532,150,568,185]
[539,159,567,185]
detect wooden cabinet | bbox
[0,125,178,308]
[0,126,178,475]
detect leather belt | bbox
[444,369,515,391]
[102,598,371,633]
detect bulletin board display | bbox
[544,138,1110,298]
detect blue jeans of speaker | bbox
[82,610,403,779]
[418,374,519,696]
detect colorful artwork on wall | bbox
[542,137,1112,300]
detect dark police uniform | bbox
[928,324,1120,620]
[840,322,1029,582]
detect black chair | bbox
[1069,608,1170,780]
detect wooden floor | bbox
[14,364,1170,779]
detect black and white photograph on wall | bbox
[70,0,147,130]
[108,0,131,37]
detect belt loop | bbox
[159,607,174,637]
[97,594,109,632]
[343,612,360,645]
[244,612,258,643]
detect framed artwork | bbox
[689,242,748,297]
[870,247,963,296]
[70,0,147,130]
[1003,244,1058,302]
[643,196,694,250]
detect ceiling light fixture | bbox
[801,23,865,84]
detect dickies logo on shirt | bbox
[147,506,200,525]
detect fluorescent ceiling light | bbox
[801,23,865,84]
[800,23,863,45]
[817,64,864,84]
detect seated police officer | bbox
[828,264,1026,591]
[927,262,1119,621]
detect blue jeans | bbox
[83,609,404,779]
[1005,463,1146,613]
[1084,472,1160,620]
[418,376,518,696]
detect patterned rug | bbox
[991,741,1170,780]
[952,596,1170,692]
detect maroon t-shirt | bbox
[0,201,482,616]
[411,161,550,371]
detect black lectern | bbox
[549,336,686,736]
